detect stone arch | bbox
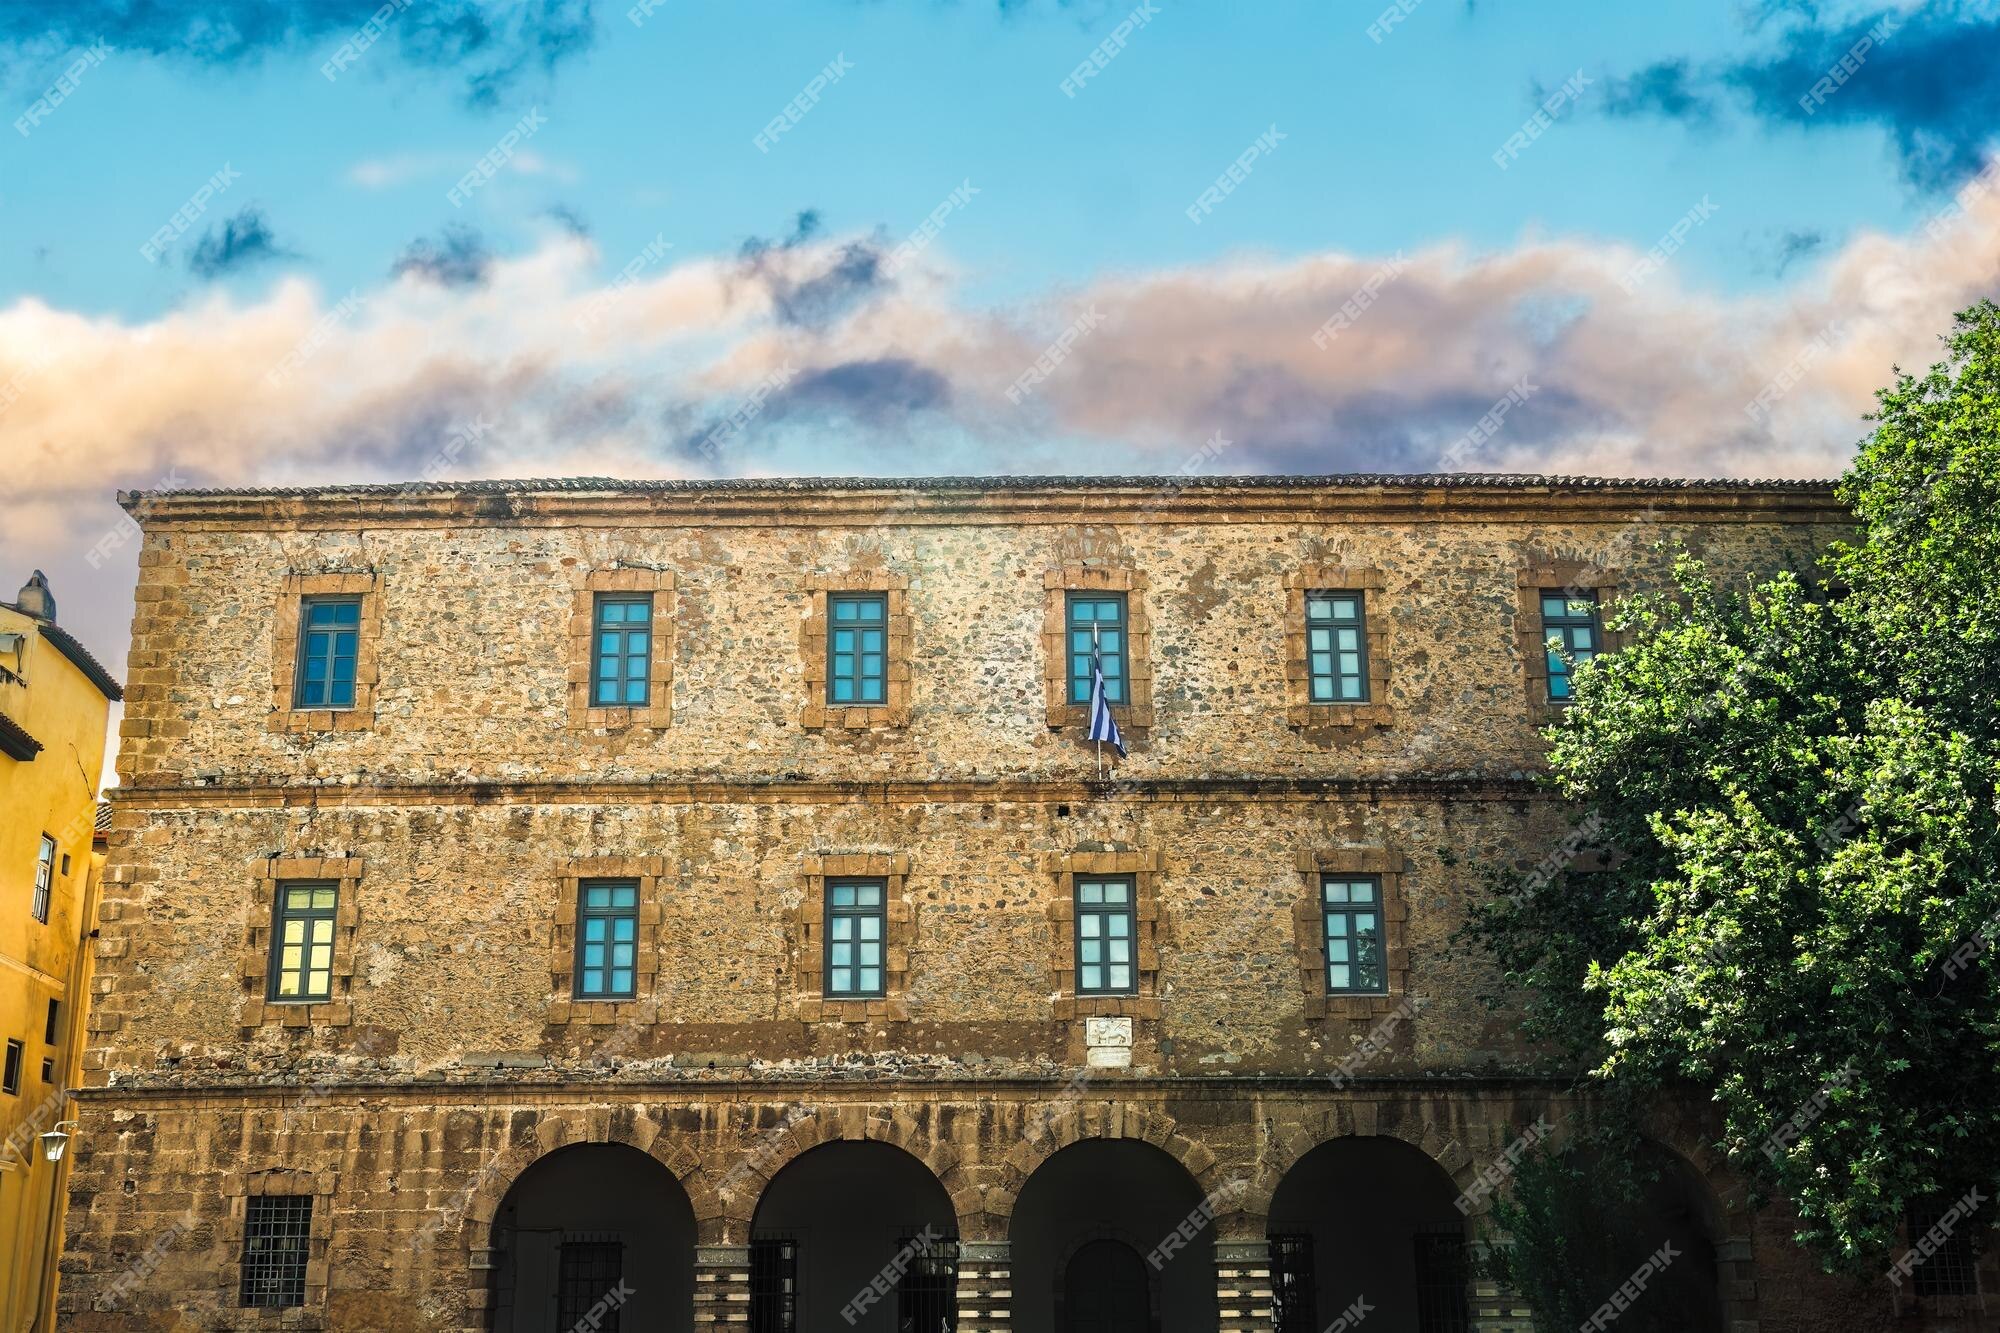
[1243,1102,1477,1224]
[714,1102,973,1242]
[989,1102,1224,1231]
[457,1104,724,1258]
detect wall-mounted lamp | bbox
[39,1122,76,1163]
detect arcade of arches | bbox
[474,1104,1740,1333]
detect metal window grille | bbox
[1539,590,1601,701]
[1305,592,1369,702]
[32,833,56,923]
[825,878,887,997]
[1067,593,1127,704]
[1413,1224,1472,1333]
[268,882,338,1002]
[827,594,888,704]
[1268,1233,1318,1333]
[239,1195,313,1308]
[1908,1201,1982,1299]
[591,594,653,707]
[292,596,360,708]
[574,880,640,999]
[1075,876,1137,995]
[750,1235,798,1333]
[897,1232,959,1331]
[1321,876,1387,995]
[558,1236,625,1332]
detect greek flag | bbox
[1086,636,1126,758]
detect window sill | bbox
[266,708,371,734]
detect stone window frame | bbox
[792,854,914,1023]
[547,856,664,1026]
[569,568,676,730]
[1291,848,1410,1020]
[1517,562,1620,711]
[221,1167,336,1327]
[1043,567,1154,735]
[268,573,382,734]
[239,858,362,1030]
[799,573,913,731]
[1284,566,1393,730]
[1046,850,1164,1020]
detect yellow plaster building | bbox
[0,571,120,1329]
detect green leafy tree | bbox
[1465,302,2000,1272]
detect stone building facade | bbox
[61,475,1961,1331]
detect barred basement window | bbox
[559,1236,626,1332]
[1322,876,1387,995]
[1413,1223,1472,1332]
[1907,1199,1980,1298]
[824,879,886,997]
[574,881,639,1000]
[1075,876,1137,996]
[591,594,654,707]
[1,1041,19,1095]
[897,1232,959,1329]
[826,594,888,705]
[32,833,54,923]
[291,595,360,708]
[1067,593,1127,705]
[1305,591,1370,702]
[1269,1233,1318,1333]
[1539,590,1601,701]
[268,882,338,1003]
[750,1235,798,1333]
[239,1195,312,1308]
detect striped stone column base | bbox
[956,1239,1013,1332]
[1216,1240,1276,1333]
[693,1244,752,1328]
[1471,1275,1536,1332]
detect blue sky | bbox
[2,0,1998,709]
[0,1,1962,313]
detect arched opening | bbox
[1265,1136,1470,1332]
[1570,1142,1726,1332]
[1453,1137,1727,1333]
[489,1142,696,1333]
[1009,1139,1217,1333]
[749,1139,959,1331]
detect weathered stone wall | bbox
[70,478,1932,1331]
[113,487,1838,788]
[85,795,1564,1081]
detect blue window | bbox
[824,879,886,997]
[1540,590,1601,701]
[1305,592,1369,702]
[1075,877,1136,995]
[292,597,359,708]
[592,594,653,707]
[827,594,887,705]
[1322,876,1386,995]
[1067,593,1126,705]
[575,881,639,999]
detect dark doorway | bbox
[1063,1238,1150,1333]
[490,1143,695,1333]
[1010,1139,1214,1333]
[748,1140,958,1331]
[1266,1136,1469,1332]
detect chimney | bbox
[14,570,55,622]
